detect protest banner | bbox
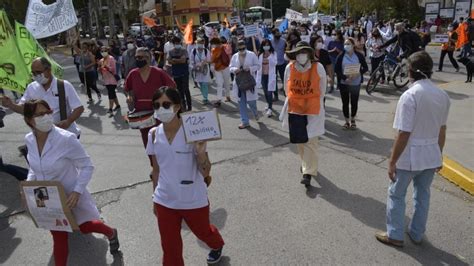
[25,0,78,39]
[244,24,259,38]
[21,181,79,232]
[15,22,63,78]
[285,9,303,22]
[182,110,222,143]
[320,15,332,25]
[0,10,30,93]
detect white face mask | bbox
[174,44,182,49]
[344,45,353,53]
[296,54,309,65]
[316,42,323,50]
[127,43,134,50]
[101,52,108,57]
[211,45,217,49]
[34,114,54,132]
[263,46,270,51]
[154,107,176,123]
[197,44,204,49]
[34,73,49,85]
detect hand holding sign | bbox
[182,110,222,143]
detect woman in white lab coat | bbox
[256,39,277,117]
[23,99,120,266]
[229,40,260,129]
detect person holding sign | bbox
[22,100,120,266]
[279,41,327,188]
[230,40,260,129]
[437,25,460,72]
[147,87,225,265]
[335,38,368,129]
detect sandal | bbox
[238,124,250,129]
[109,229,120,255]
[343,122,350,129]
[350,120,357,129]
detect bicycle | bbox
[366,52,410,94]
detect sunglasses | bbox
[153,101,173,110]
[238,47,246,51]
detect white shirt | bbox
[20,77,82,136]
[26,127,99,225]
[393,79,450,171]
[164,41,174,56]
[229,50,260,102]
[146,125,208,210]
[280,62,327,138]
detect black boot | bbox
[300,174,311,187]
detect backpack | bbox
[192,48,209,75]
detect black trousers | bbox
[370,56,385,80]
[339,84,361,119]
[80,71,101,99]
[105,85,117,100]
[174,75,191,109]
[439,50,459,71]
[276,63,287,98]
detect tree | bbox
[272,0,291,19]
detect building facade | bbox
[155,0,234,26]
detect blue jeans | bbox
[238,91,257,126]
[386,168,436,241]
[261,75,272,110]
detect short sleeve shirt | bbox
[146,125,208,210]
[393,79,450,171]
[124,67,176,112]
[20,78,83,136]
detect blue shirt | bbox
[220,28,231,41]
[341,52,362,86]
[271,38,287,65]
[328,40,344,60]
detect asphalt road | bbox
[0,46,473,265]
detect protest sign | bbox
[320,15,332,25]
[433,34,449,43]
[344,64,361,75]
[182,110,222,143]
[244,24,258,38]
[230,16,241,25]
[439,8,454,18]
[285,9,303,22]
[15,22,63,78]
[300,35,310,43]
[0,10,30,93]
[21,181,79,232]
[25,0,78,39]
[308,12,318,24]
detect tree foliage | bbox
[272,0,292,19]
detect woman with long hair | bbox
[256,39,277,117]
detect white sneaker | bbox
[266,109,273,117]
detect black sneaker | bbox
[109,229,120,255]
[207,247,223,264]
[300,174,311,187]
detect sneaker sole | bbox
[207,256,222,265]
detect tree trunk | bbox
[117,0,129,38]
[107,0,116,37]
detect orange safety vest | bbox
[456,23,468,49]
[441,31,455,51]
[287,62,321,115]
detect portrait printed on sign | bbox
[34,187,49,208]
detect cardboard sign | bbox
[343,64,361,75]
[285,9,303,22]
[230,16,241,25]
[21,181,79,232]
[182,110,222,143]
[244,24,259,38]
[434,34,449,43]
[320,15,332,25]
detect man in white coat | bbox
[230,40,260,129]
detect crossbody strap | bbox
[57,79,67,121]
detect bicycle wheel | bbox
[366,65,383,94]
[393,62,410,89]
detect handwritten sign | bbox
[434,34,449,43]
[244,24,258,38]
[182,110,222,143]
[319,15,332,25]
[21,181,79,232]
[285,8,303,22]
[344,63,361,75]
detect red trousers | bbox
[50,220,114,266]
[154,203,225,266]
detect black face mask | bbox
[136,59,147,68]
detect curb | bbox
[439,155,474,195]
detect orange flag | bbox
[143,17,157,27]
[175,17,186,32]
[224,16,230,28]
[184,18,194,44]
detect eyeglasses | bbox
[153,101,173,110]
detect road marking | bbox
[440,155,474,195]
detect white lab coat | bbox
[189,48,211,83]
[256,53,277,92]
[279,62,327,138]
[229,50,260,101]
[26,127,99,225]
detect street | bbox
[0,46,473,265]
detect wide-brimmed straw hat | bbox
[285,41,315,61]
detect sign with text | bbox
[343,63,361,75]
[319,15,332,25]
[25,0,78,39]
[230,16,241,25]
[285,9,303,22]
[425,2,440,14]
[182,110,222,143]
[300,35,310,43]
[454,1,471,22]
[439,8,455,18]
[21,181,79,232]
[434,34,449,43]
[244,24,258,38]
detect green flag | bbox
[15,22,64,79]
[0,10,30,93]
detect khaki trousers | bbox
[296,137,319,176]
